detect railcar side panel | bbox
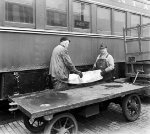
[0,31,125,72]
[0,32,57,72]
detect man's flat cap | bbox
[99,44,107,49]
[60,37,71,42]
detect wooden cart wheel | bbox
[23,114,47,133]
[44,113,78,134]
[122,94,141,121]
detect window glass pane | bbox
[5,0,33,23]
[143,17,150,37]
[97,7,111,34]
[73,2,90,30]
[143,17,150,24]
[46,0,67,27]
[131,14,140,27]
[131,14,140,36]
[114,10,125,35]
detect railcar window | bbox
[46,0,67,27]
[131,14,140,36]
[143,17,150,37]
[114,10,126,35]
[97,7,111,35]
[5,0,33,23]
[143,17,150,24]
[73,1,91,32]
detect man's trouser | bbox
[103,71,113,82]
[51,77,68,91]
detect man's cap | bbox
[99,44,107,50]
[60,37,71,43]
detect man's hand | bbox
[101,70,106,76]
[92,66,96,71]
[77,71,83,78]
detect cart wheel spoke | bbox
[38,121,40,126]
[63,117,69,128]
[58,119,62,128]
[31,120,36,125]
[66,124,74,130]
[52,126,60,132]
[130,98,139,114]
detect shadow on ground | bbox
[0,110,22,125]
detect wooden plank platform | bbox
[0,120,92,134]
[10,82,146,119]
[0,120,29,134]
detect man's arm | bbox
[105,55,114,72]
[93,55,100,70]
[61,49,82,77]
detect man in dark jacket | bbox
[49,37,83,91]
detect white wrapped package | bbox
[68,70,103,84]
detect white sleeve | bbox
[105,55,115,72]
[93,55,100,67]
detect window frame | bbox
[45,0,69,31]
[130,13,141,27]
[113,9,126,35]
[72,0,92,33]
[96,6,112,35]
[0,0,4,26]
[142,15,150,37]
[142,15,150,25]
[130,13,141,36]
[3,0,35,28]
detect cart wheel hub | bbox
[59,128,70,134]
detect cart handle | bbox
[133,70,144,83]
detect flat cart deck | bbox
[9,82,149,134]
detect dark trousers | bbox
[51,77,68,91]
[103,71,113,82]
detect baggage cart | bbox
[9,82,149,134]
